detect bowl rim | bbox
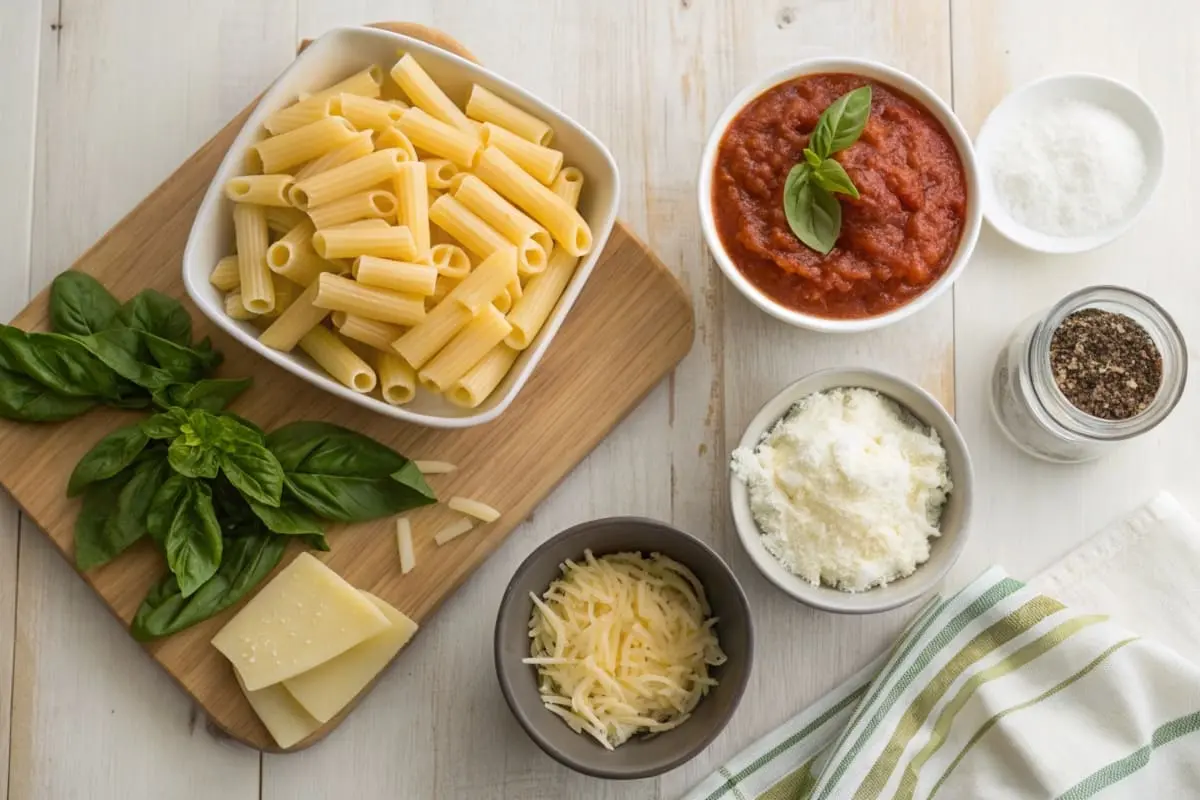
[181,25,621,429]
[493,516,754,780]
[729,367,975,613]
[973,71,1165,255]
[697,57,983,333]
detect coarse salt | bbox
[731,388,951,592]
[989,100,1146,237]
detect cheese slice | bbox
[212,553,391,690]
[236,670,321,749]
[282,591,419,723]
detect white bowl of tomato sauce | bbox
[698,59,982,333]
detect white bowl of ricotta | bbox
[729,368,974,613]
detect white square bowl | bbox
[182,26,620,429]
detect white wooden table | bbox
[1,1,1197,798]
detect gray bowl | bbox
[494,518,753,780]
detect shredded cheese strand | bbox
[523,549,725,750]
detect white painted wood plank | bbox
[949,0,1200,589]
[265,4,666,798]
[0,3,42,799]
[8,1,296,797]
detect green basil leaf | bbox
[147,474,191,546]
[282,473,435,523]
[811,158,860,198]
[219,412,265,439]
[391,460,437,502]
[130,533,286,641]
[783,163,811,203]
[266,421,435,522]
[211,412,266,447]
[266,421,412,478]
[165,480,223,597]
[0,366,97,422]
[143,334,215,383]
[120,290,192,346]
[141,407,189,440]
[0,325,121,398]
[809,85,872,158]
[72,328,172,390]
[784,181,842,256]
[67,423,150,496]
[803,148,822,168]
[248,499,324,535]
[168,436,221,479]
[221,442,285,507]
[158,378,252,413]
[300,532,330,552]
[74,468,135,569]
[50,272,121,336]
[75,454,171,569]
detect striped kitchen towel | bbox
[685,493,1200,800]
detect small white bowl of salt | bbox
[975,73,1163,254]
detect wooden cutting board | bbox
[0,23,693,752]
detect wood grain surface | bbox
[0,23,693,753]
[7,3,1200,800]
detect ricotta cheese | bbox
[731,388,951,592]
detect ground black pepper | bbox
[1049,308,1162,420]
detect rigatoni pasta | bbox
[377,352,416,405]
[312,224,417,261]
[465,85,553,146]
[210,255,241,291]
[480,123,563,185]
[397,108,480,169]
[233,203,275,314]
[453,175,550,275]
[335,314,406,353]
[250,116,359,174]
[312,272,426,327]
[299,325,377,393]
[293,130,375,180]
[306,190,397,230]
[449,344,519,408]
[474,146,592,256]
[226,174,295,207]
[393,162,430,259]
[258,282,329,352]
[390,53,476,137]
[219,56,592,410]
[289,148,407,209]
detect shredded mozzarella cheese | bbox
[433,516,474,545]
[396,518,415,574]
[448,496,501,523]
[414,460,457,474]
[523,550,726,750]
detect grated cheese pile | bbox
[524,550,726,750]
[989,100,1146,237]
[731,388,951,592]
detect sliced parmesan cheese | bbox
[523,550,726,750]
[433,516,474,545]
[211,553,391,690]
[396,517,416,574]
[236,670,320,749]
[447,496,500,523]
[414,460,456,474]
[282,592,419,723]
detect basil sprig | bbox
[782,85,872,254]
[0,273,227,423]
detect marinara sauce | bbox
[712,74,967,319]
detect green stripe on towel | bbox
[1057,710,1200,800]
